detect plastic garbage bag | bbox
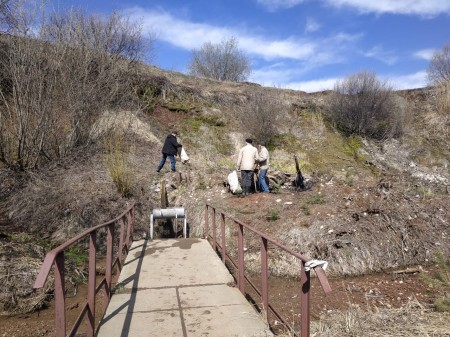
[228,170,242,194]
[180,147,189,163]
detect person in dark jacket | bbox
[156,131,182,172]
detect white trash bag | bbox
[227,170,242,194]
[180,147,189,163]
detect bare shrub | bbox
[327,71,403,140]
[436,81,450,113]
[427,44,450,85]
[426,82,450,140]
[188,36,251,82]
[0,0,40,35]
[0,4,149,170]
[237,88,285,144]
[0,0,14,32]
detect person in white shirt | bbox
[257,141,270,192]
[236,138,258,196]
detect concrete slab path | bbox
[96,238,273,337]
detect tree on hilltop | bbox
[188,36,251,82]
[427,44,450,85]
[327,71,403,140]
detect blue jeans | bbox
[259,169,269,192]
[157,153,176,172]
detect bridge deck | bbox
[96,238,273,337]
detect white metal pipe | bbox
[149,207,187,240]
[152,207,185,219]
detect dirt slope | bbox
[0,67,449,336]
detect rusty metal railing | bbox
[33,202,135,337]
[204,203,331,337]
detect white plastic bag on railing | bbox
[304,259,328,271]
[180,147,189,163]
[228,170,242,194]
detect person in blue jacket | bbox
[156,130,182,172]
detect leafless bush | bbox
[435,81,450,113]
[188,36,251,82]
[427,44,450,85]
[0,0,40,35]
[0,0,14,32]
[327,71,403,140]
[237,88,285,144]
[425,82,450,140]
[0,3,149,170]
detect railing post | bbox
[220,212,226,263]
[212,208,217,251]
[237,222,245,294]
[300,261,311,337]
[204,205,209,240]
[125,212,132,249]
[118,219,125,268]
[130,207,135,235]
[105,223,114,306]
[87,232,97,337]
[54,253,66,337]
[260,237,269,321]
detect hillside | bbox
[1,65,449,335]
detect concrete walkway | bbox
[96,238,273,337]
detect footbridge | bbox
[33,202,331,337]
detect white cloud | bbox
[323,0,450,17]
[126,7,359,64]
[241,37,316,60]
[362,46,398,65]
[250,71,290,88]
[257,0,450,16]
[249,62,338,92]
[305,17,321,33]
[256,0,305,11]
[285,78,338,92]
[414,49,435,61]
[386,71,428,90]
[249,63,308,85]
[126,8,231,50]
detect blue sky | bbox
[49,0,450,92]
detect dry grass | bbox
[104,133,135,197]
[312,299,450,337]
[0,239,53,315]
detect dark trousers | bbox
[241,170,253,194]
[157,153,176,172]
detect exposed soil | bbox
[0,275,108,337]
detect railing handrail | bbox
[204,203,331,337]
[34,202,135,289]
[220,212,311,262]
[33,201,136,337]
